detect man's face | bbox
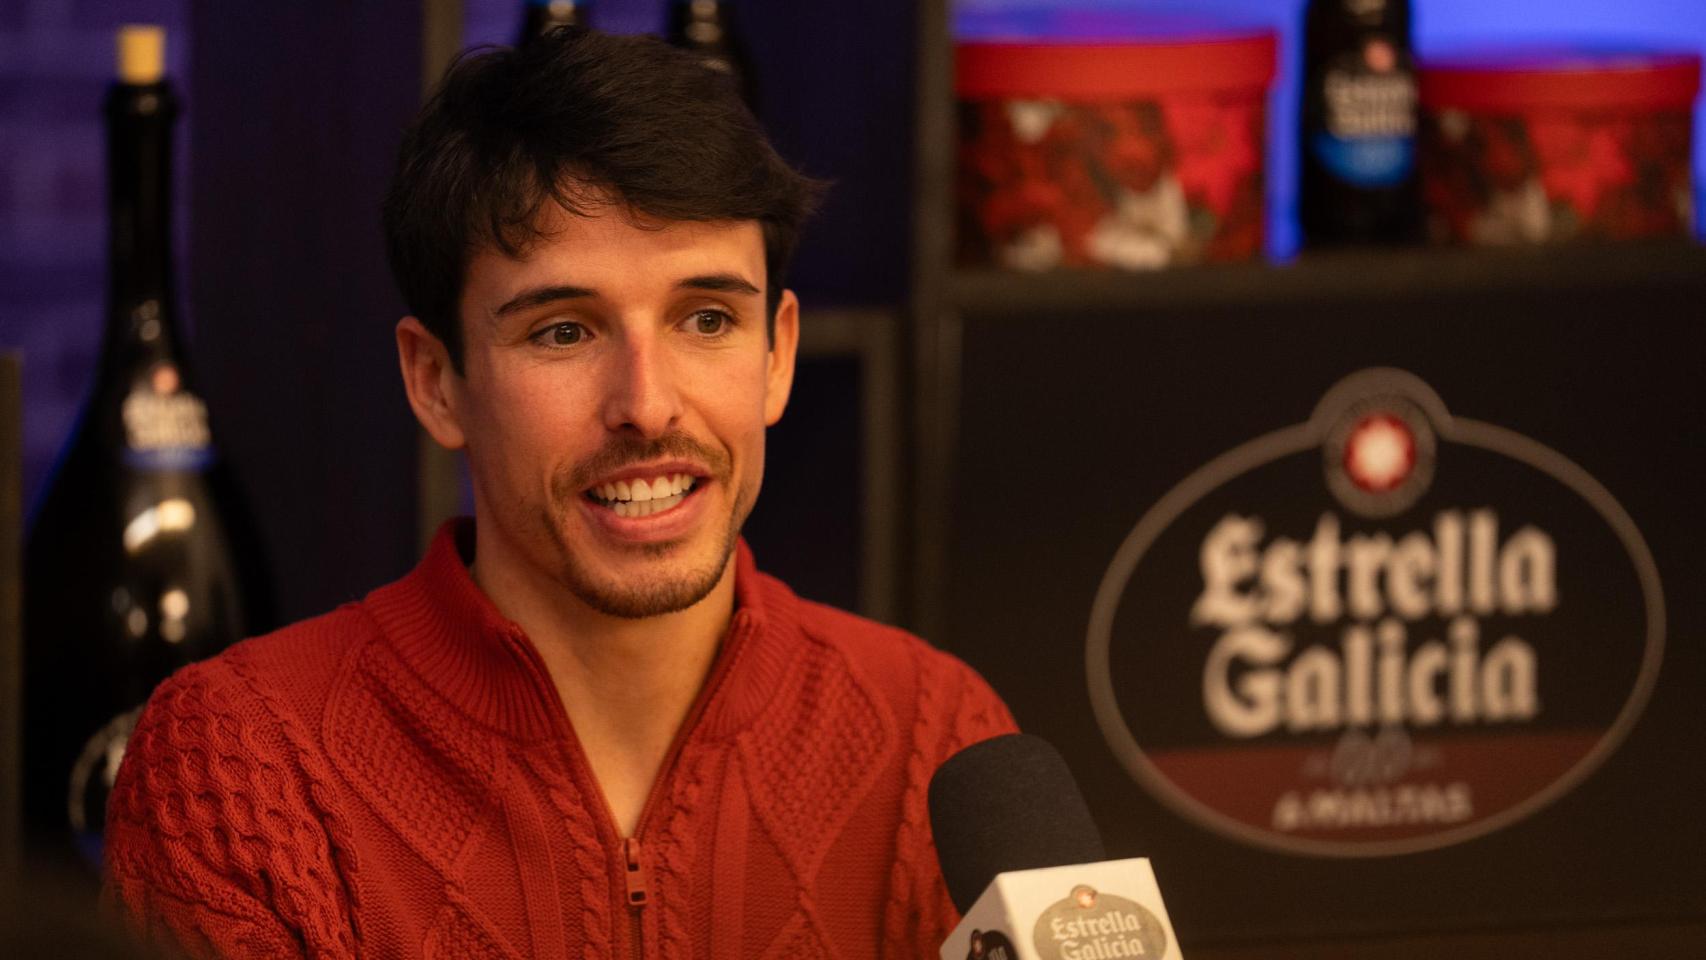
[446,201,796,618]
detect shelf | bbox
[945,240,1706,316]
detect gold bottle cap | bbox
[116,25,166,84]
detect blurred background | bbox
[2,0,1704,956]
[8,1,1706,599]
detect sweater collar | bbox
[362,519,797,742]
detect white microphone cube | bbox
[940,858,1183,960]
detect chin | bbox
[560,534,736,619]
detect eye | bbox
[688,309,732,337]
[532,322,586,347]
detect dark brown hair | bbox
[381,27,823,369]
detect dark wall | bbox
[741,0,918,309]
[187,0,422,623]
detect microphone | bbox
[928,734,1185,960]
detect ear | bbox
[396,316,467,450]
[763,289,800,427]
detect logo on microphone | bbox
[1032,885,1167,960]
[1087,368,1664,857]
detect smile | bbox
[585,472,701,519]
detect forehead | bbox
[463,201,766,308]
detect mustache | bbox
[556,432,732,498]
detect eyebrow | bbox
[492,284,596,319]
[490,273,762,322]
[678,273,762,297]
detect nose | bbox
[601,330,683,438]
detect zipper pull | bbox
[624,837,651,909]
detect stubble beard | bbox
[544,433,752,619]
[549,506,744,619]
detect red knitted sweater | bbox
[104,523,1016,959]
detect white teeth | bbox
[590,473,699,510]
[607,491,685,519]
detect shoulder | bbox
[182,603,378,727]
[113,654,301,832]
[106,605,375,866]
[108,643,360,956]
[230,602,378,682]
[114,601,376,811]
[107,643,333,889]
[777,583,1017,748]
[792,597,966,689]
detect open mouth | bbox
[584,472,701,519]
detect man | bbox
[104,26,1015,960]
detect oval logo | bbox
[1087,369,1664,857]
[1032,886,1168,960]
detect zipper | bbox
[619,616,745,960]
[498,609,756,960]
[625,837,651,960]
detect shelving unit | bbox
[946,241,1706,316]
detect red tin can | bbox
[1419,49,1701,245]
[956,15,1277,271]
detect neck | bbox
[467,516,735,767]
[470,514,736,702]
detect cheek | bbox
[463,364,593,488]
[708,365,774,450]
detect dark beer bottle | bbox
[667,0,756,108]
[1299,0,1421,246]
[22,24,269,873]
[520,0,594,45]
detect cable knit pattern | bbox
[423,892,516,959]
[323,640,495,875]
[651,745,715,958]
[521,749,615,960]
[757,909,837,960]
[883,646,949,959]
[105,521,1017,959]
[739,628,894,886]
[105,663,355,958]
[882,643,1020,959]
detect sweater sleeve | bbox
[103,660,357,959]
[883,647,1019,960]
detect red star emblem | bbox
[1343,414,1415,493]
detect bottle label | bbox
[68,705,142,868]
[1311,130,1414,188]
[123,362,214,471]
[1313,41,1417,188]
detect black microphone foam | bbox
[927,733,1106,915]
